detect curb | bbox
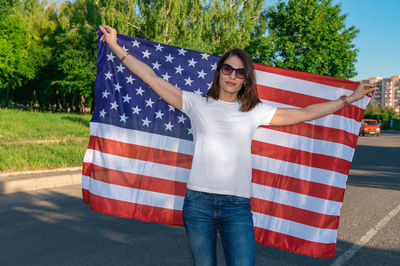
[0,167,82,195]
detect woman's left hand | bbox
[349,83,377,102]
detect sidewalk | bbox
[0,167,82,195]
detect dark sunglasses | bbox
[221,64,245,79]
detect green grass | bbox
[0,109,92,172]
[0,109,91,141]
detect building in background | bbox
[362,75,400,113]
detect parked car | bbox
[359,119,381,136]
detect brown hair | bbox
[205,48,260,112]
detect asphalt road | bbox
[1,131,399,266]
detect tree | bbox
[251,0,359,79]
[0,14,36,107]
[132,0,264,55]
[50,0,101,112]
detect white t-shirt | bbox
[181,91,277,198]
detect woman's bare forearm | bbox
[270,83,376,127]
[100,26,183,109]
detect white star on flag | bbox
[155,110,164,119]
[194,88,203,95]
[164,122,174,131]
[99,109,107,118]
[154,43,163,51]
[132,39,140,47]
[178,48,187,55]
[187,127,193,135]
[175,65,184,74]
[184,77,194,86]
[105,71,113,80]
[142,117,151,127]
[152,61,161,70]
[188,58,197,67]
[102,90,110,98]
[162,72,171,81]
[107,53,115,61]
[136,87,145,96]
[165,54,175,63]
[142,49,151,58]
[114,83,122,92]
[177,114,187,123]
[211,63,217,71]
[168,105,175,112]
[119,113,128,123]
[126,75,135,84]
[110,101,119,110]
[197,70,207,79]
[132,105,141,115]
[116,64,125,73]
[145,98,155,107]
[123,94,132,103]
[201,53,210,60]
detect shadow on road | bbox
[1,188,399,266]
[348,140,400,191]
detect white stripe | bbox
[83,176,184,210]
[90,122,194,155]
[82,175,90,189]
[252,154,348,188]
[253,127,354,162]
[252,183,342,216]
[84,149,190,183]
[255,70,369,110]
[261,100,361,136]
[252,212,337,243]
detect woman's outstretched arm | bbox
[269,83,377,126]
[99,25,183,110]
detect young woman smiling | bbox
[99,25,376,266]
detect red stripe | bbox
[251,198,339,229]
[254,63,359,92]
[257,84,365,122]
[254,227,336,258]
[88,136,193,169]
[252,169,345,202]
[252,140,351,175]
[83,162,186,196]
[82,189,184,226]
[262,123,358,148]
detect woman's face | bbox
[218,56,246,98]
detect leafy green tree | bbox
[50,0,101,112]
[12,0,57,110]
[252,0,359,79]
[0,14,36,107]
[106,0,266,55]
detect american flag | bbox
[82,30,369,258]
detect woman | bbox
[99,25,375,266]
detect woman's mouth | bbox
[226,81,236,86]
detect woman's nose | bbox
[229,70,236,79]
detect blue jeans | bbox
[182,189,255,266]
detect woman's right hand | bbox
[99,25,118,49]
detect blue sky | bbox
[265,0,400,81]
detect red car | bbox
[359,119,381,136]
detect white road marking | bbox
[331,202,400,266]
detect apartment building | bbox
[362,75,400,113]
